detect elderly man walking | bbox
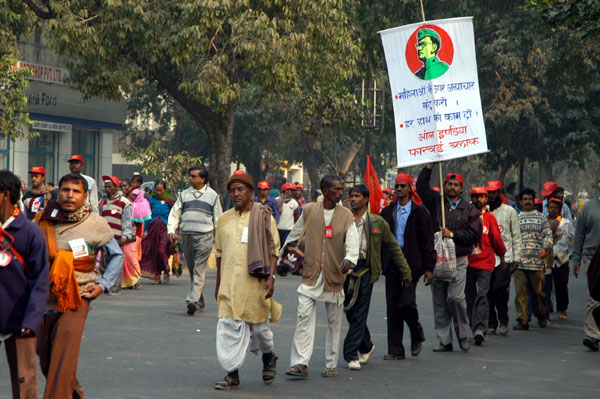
[168,166,222,315]
[417,163,481,352]
[213,171,281,390]
[285,175,359,378]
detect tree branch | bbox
[22,0,55,19]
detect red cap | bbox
[470,186,487,195]
[486,180,503,191]
[257,181,270,190]
[232,169,245,175]
[548,197,563,206]
[102,175,120,186]
[432,186,441,192]
[535,198,543,205]
[29,166,46,176]
[281,182,294,191]
[383,188,393,194]
[444,173,464,185]
[68,154,84,164]
[541,181,558,197]
[395,173,414,186]
[295,184,303,190]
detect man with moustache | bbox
[22,166,57,220]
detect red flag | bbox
[364,155,386,214]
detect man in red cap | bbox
[466,187,506,346]
[99,175,132,295]
[256,181,280,223]
[486,180,522,336]
[68,154,99,213]
[380,173,436,359]
[417,163,481,352]
[293,183,307,209]
[22,166,57,219]
[541,181,573,221]
[276,182,299,246]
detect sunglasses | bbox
[395,183,409,188]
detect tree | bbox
[22,0,360,197]
[528,0,600,38]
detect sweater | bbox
[518,210,553,271]
[491,203,522,265]
[572,198,600,266]
[468,211,506,272]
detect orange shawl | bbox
[37,218,97,312]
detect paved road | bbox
[1,267,599,398]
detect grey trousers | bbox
[432,256,469,345]
[182,231,214,305]
[466,267,492,334]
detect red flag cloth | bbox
[364,155,386,214]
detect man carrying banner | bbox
[343,184,412,370]
[417,163,480,352]
[381,173,436,359]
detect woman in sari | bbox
[122,182,151,289]
[140,180,175,284]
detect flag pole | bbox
[418,0,446,229]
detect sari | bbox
[140,191,175,282]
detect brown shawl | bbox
[247,202,275,278]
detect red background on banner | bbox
[404,24,454,74]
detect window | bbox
[0,136,9,169]
[29,131,56,184]
[71,129,98,177]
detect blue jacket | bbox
[256,195,280,223]
[0,212,49,336]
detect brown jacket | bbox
[301,201,354,291]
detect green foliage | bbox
[528,0,600,38]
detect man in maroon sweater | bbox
[466,187,506,346]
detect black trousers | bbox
[488,264,512,329]
[549,262,570,313]
[385,270,424,356]
[343,261,374,362]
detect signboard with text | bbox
[380,17,487,168]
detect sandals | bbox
[214,374,239,390]
[262,353,278,384]
[285,364,308,377]
[321,367,337,377]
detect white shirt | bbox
[276,197,299,230]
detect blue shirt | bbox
[395,200,412,248]
[447,197,462,210]
[256,195,281,223]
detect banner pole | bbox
[439,162,446,228]
[419,0,426,22]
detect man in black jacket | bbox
[416,163,481,352]
[381,173,436,359]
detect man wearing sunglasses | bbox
[168,166,223,315]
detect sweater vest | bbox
[101,196,130,240]
[180,187,219,233]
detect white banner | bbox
[380,17,487,168]
[32,120,72,133]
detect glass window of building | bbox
[72,129,98,177]
[0,136,9,169]
[28,130,56,185]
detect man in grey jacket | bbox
[572,175,600,351]
[168,166,222,315]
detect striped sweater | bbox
[517,210,553,271]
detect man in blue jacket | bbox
[0,170,49,399]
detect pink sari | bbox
[122,221,143,288]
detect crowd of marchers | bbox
[2,158,600,397]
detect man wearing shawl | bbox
[140,180,175,283]
[168,166,223,315]
[381,173,436,360]
[486,180,522,336]
[214,171,280,390]
[35,173,122,398]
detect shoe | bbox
[285,364,308,377]
[559,312,568,319]
[583,337,599,352]
[262,353,277,384]
[108,290,121,296]
[348,360,361,370]
[473,332,484,346]
[321,367,337,377]
[433,343,453,352]
[513,323,529,331]
[214,374,239,390]
[487,327,497,335]
[187,303,196,316]
[538,318,548,328]
[358,344,376,364]
[133,282,142,290]
[498,324,509,336]
[459,338,470,352]
[411,341,423,357]
[383,354,405,360]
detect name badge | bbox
[241,227,249,243]
[68,238,89,259]
[0,251,12,267]
[325,225,333,238]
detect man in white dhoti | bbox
[284,175,359,378]
[214,171,281,390]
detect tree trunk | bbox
[339,136,366,176]
[207,108,235,199]
[305,150,321,199]
[497,158,512,184]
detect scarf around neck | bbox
[40,199,92,223]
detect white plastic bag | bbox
[433,231,457,281]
